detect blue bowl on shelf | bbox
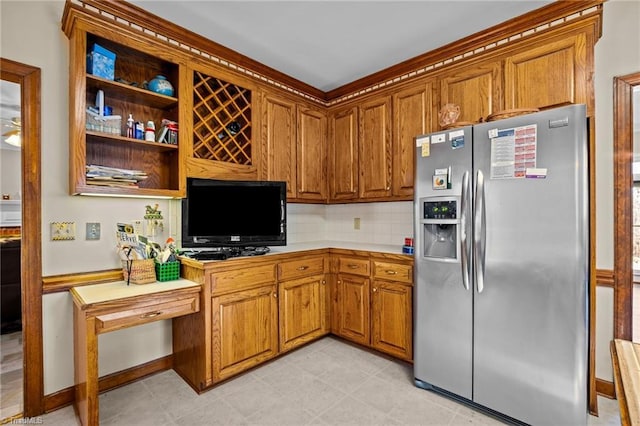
[148,75,174,97]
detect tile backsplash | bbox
[287,201,413,246]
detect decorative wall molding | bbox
[70,0,603,106]
[596,269,615,288]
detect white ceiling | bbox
[129,0,553,92]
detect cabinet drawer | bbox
[96,296,200,334]
[338,257,370,276]
[278,257,325,281]
[372,261,412,284]
[210,264,277,295]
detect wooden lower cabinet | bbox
[335,273,370,346]
[332,253,414,362]
[212,284,279,382]
[371,280,412,360]
[173,250,412,392]
[279,274,328,352]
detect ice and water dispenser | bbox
[420,197,459,261]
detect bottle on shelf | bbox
[126,114,134,138]
[145,121,156,142]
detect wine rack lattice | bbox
[193,72,252,165]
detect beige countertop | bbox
[71,278,200,306]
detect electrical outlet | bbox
[51,222,76,241]
[86,222,101,240]
[353,217,361,230]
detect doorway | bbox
[614,71,640,342]
[0,58,43,419]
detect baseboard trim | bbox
[596,378,616,399]
[43,355,173,413]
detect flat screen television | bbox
[181,178,287,249]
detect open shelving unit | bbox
[65,21,185,198]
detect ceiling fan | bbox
[2,116,21,147]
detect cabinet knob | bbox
[337,280,342,284]
[141,311,162,319]
[385,270,398,275]
[273,293,278,298]
[372,287,377,292]
[347,264,359,269]
[322,280,326,284]
[297,265,309,271]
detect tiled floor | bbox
[32,336,620,425]
[0,331,23,419]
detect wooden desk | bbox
[70,279,201,426]
[611,339,640,426]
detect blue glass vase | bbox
[148,75,174,96]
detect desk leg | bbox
[74,305,99,426]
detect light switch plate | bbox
[86,222,100,240]
[51,222,76,241]
[353,217,361,230]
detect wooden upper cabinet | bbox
[504,33,588,111]
[262,93,297,198]
[297,106,328,201]
[440,62,502,125]
[329,106,359,201]
[188,66,257,181]
[392,82,434,198]
[359,96,392,199]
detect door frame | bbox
[613,71,640,340]
[1,58,44,416]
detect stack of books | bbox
[86,165,148,187]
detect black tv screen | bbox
[182,178,286,248]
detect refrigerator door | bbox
[414,127,474,399]
[472,104,589,424]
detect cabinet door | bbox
[297,106,327,201]
[392,82,434,198]
[329,106,359,201]
[262,93,296,198]
[359,96,392,199]
[335,273,370,346]
[504,33,588,110]
[371,280,412,361]
[189,67,256,181]
[279,274,328,352]
[440,63,502,125]
[211,284,278,381]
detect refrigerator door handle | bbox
[474,170,486,293]
[460,170,470,290]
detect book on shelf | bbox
[85,164,148,187]
[156,118,178,144]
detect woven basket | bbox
[122,259,156,284]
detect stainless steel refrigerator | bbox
[413,104,589,425]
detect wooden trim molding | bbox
[42,269,123,294]
[596,378,616,399]
[596,269,615,287]
[43,355,172,413]
[0,58,44,417]
[66,0,603,105]
[613,72,640,341]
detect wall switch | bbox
[51,222,76,241]
[132,220,143,235]
[86,222,101,240]
[353,217,361,230]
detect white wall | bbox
[1,0,638,395]
[593,0,640,381]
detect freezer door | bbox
[413,127,473,399]
[472,104,589,424]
